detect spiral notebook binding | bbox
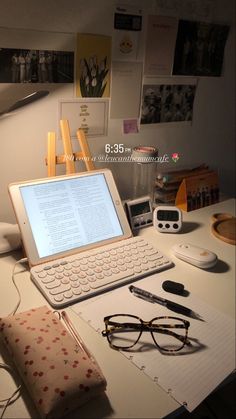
[165,386,188,408]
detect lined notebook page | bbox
[72,275,235,412]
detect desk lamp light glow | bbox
[0,90,49,253]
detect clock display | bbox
[105,143,125,153]
[130,201,151,217]
[157,209,179,222]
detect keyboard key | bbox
[42,277,55,284]
[71,282,80,288]
[64,264,72,270]
[104,270,112,276]
[47,269,56,276]
[110,250,117,255]
[94,267,102,273]
[72,261,80,268]
[95,273,104,280]
[38,272,47,278]
[45,280,61,289]
[137,241,146,247]
[70,275,79,281]
[109,261,117,268]
[64,290,73,299]
[88,276,96,282]
[119,266,127,271]
[81,285,90,292]
[55,274,63,280]
[80,258,88,265]
[54,295,64,302]
[87,269,95,276]
[63,271,71,277]
[95,260,103,266]
[49,285,71,295]
[88,263,96,269]
[61,278,70,284]
[79,279,88,285]
[133,260,141,266]
[73,288,82,295]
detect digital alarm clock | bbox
[124,196,153,231]
[153,205,182,233]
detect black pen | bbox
[129,285,203,321]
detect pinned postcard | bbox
[123,119,139,134]
[59,99,109,137]
[112,4,142,61]
[76,33,111,97]
[110,61,142,119]
[144,15,178,76]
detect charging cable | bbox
[0,257,27,417]
[9,257,28,316]
[0,363,21,419]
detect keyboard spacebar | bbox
[90,270,135,289]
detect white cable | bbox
[0,257,28,417]
[0,364,21,419]
[9,257,28,316]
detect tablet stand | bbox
[45,119,95,176]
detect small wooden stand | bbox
[45,119,95,176]
[175,170,219,211]
[211,213,236,245]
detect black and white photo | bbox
[141,83,196,125]
[173,20,230,76]
[0,47,74,83]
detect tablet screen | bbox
[19,173,123,258]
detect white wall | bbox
[0,0,235,223]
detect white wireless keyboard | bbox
[31,237,173,308]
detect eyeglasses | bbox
[102,314,191,352]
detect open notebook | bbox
[73,275,236,412]
[8,169,173,307]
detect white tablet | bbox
[9,169,132,266]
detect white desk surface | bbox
[0,199,235,419]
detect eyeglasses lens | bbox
[151,318,186,351]
[107,315,141,349]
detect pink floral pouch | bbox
[0,306,106,418]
